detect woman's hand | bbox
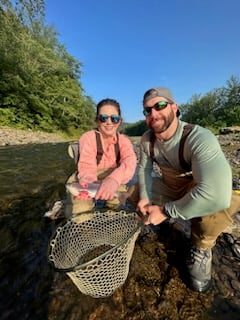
[137,198,152,215]
[95,177,119,200]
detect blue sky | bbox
[45,0,240,123]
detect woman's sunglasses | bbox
[143,101,170,116]
[98,114,121,123]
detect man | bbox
[137,87,240,292]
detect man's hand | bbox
[143,205,168,225]
[137,198,152,215]
[95,177,119,200]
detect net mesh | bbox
[48,210,141,298]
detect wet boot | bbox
[186,245,212,292]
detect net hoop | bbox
[48,209,143,272]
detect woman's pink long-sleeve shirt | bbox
[77,130,137,186]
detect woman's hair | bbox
[96,98,121,120]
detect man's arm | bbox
[138,134,154,200]
[165,129,232,220]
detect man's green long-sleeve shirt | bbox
[138,120,232,220]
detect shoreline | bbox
[0,127,67,146]
[1,126,239,147]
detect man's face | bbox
[143,97,178,133]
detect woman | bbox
[65,98,137,216]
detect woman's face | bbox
[97,104,121,138]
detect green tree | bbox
[220,76,240,126]
[180,75,240,129]
[123,120,148,136]
[0,0,96,134]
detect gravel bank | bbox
[0,127,67,146]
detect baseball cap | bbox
[143,87,175,104]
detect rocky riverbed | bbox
[1,126,240,320]
[0,127,66,146]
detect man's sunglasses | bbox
[143,101,171,116]
[98,114,121,123]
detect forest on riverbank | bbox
[0,0,240,140]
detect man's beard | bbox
[148,110,175,133]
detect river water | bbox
[0,142,74,213]
[0,142,240,320]
[0,142,74,320]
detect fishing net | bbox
[48,210,142,298]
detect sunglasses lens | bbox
[98,114,120,123]
[143,107,151,116]
[155,101,168,110]
[143,101,169,116]
[111,115,121,123]
[98,114,108,122]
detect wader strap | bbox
[149,131,156,162]
[114,134,121,166]
[179,124,194,171]
[95,131,120,166]
[69,131,121,167]
[149,124,194,171]
[95,131,104,165]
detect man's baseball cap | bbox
[143,87,175,104]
